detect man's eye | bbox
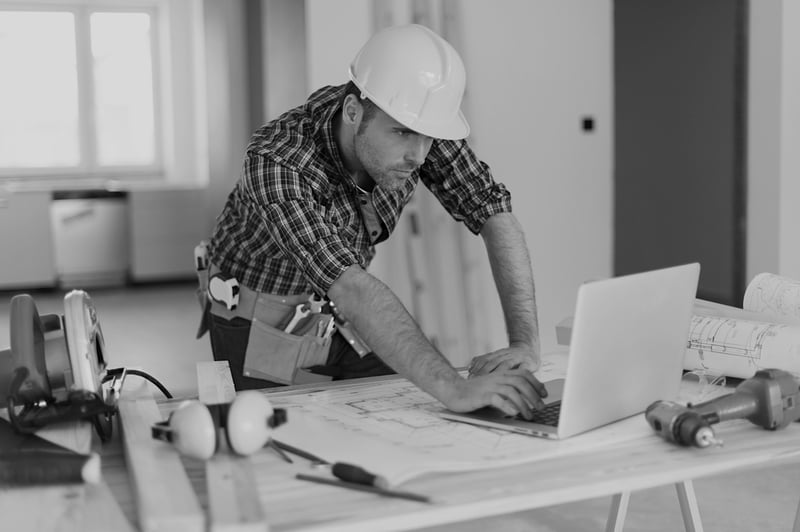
[396,130,409,137]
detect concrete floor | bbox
[1,281,799,531]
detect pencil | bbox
[272,439,329,464]
[267,440,293,463]
[295,473,432,503]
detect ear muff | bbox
[225,390,276,455]
[152,400,218,460]
[151,392,287,460]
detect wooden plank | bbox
[0,484,87,532]
[0,416,93,532]
[118,392,204,532]
[206,457,268,532]
[0,474,132,532]
[84,482,137,532]
[197,361,268,532]
[197,360,237,403]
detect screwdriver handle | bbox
[331,462,388,490]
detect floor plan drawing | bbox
[687,315,774,360]
[684,314,800,380]
[267,353,652,486]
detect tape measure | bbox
[208,274,240,310]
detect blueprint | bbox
[684,314,800,380]
[267,353,658,487]
[743,273,800,324]
[685,273,800,380]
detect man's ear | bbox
[341,94,362,126]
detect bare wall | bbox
[302,0,613,352]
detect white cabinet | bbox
[0,190,56,288]
[50,192,129,288]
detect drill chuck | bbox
[645,400,720,448]
[693,426,718,448]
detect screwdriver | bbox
[272,441,432,503]
[331,462,389,489]
[295,462,432,503]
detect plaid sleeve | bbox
[241,154,362,295]
[419,139,513,235]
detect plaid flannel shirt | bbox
[209,84,513,296]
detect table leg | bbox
[675,480,704,532]
[605,492,631,532]
[792,496,800,532]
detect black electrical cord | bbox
[104,368,173,399]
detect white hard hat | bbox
[348,24,470,140]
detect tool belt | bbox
[194,243,370,385]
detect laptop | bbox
[441,263,700,439]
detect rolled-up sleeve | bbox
[419,139,513,235]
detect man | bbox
[201,24,546,419]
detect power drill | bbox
[645,368,800,448]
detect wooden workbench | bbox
[101,358,800,532]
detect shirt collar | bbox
[319,87,351,180]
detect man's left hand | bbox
[468,344,541,377]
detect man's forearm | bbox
[481,213,540,352]
[327,266,464,405]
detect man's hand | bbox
[467,344,541,378]
[444,368,548,419]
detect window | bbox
[91,11,157,167]
[0,3,161,180]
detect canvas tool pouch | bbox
[206,265,332,385]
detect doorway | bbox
[614,0,748,305]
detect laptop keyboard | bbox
[517,401,561,426]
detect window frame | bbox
[0,0,165,183]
